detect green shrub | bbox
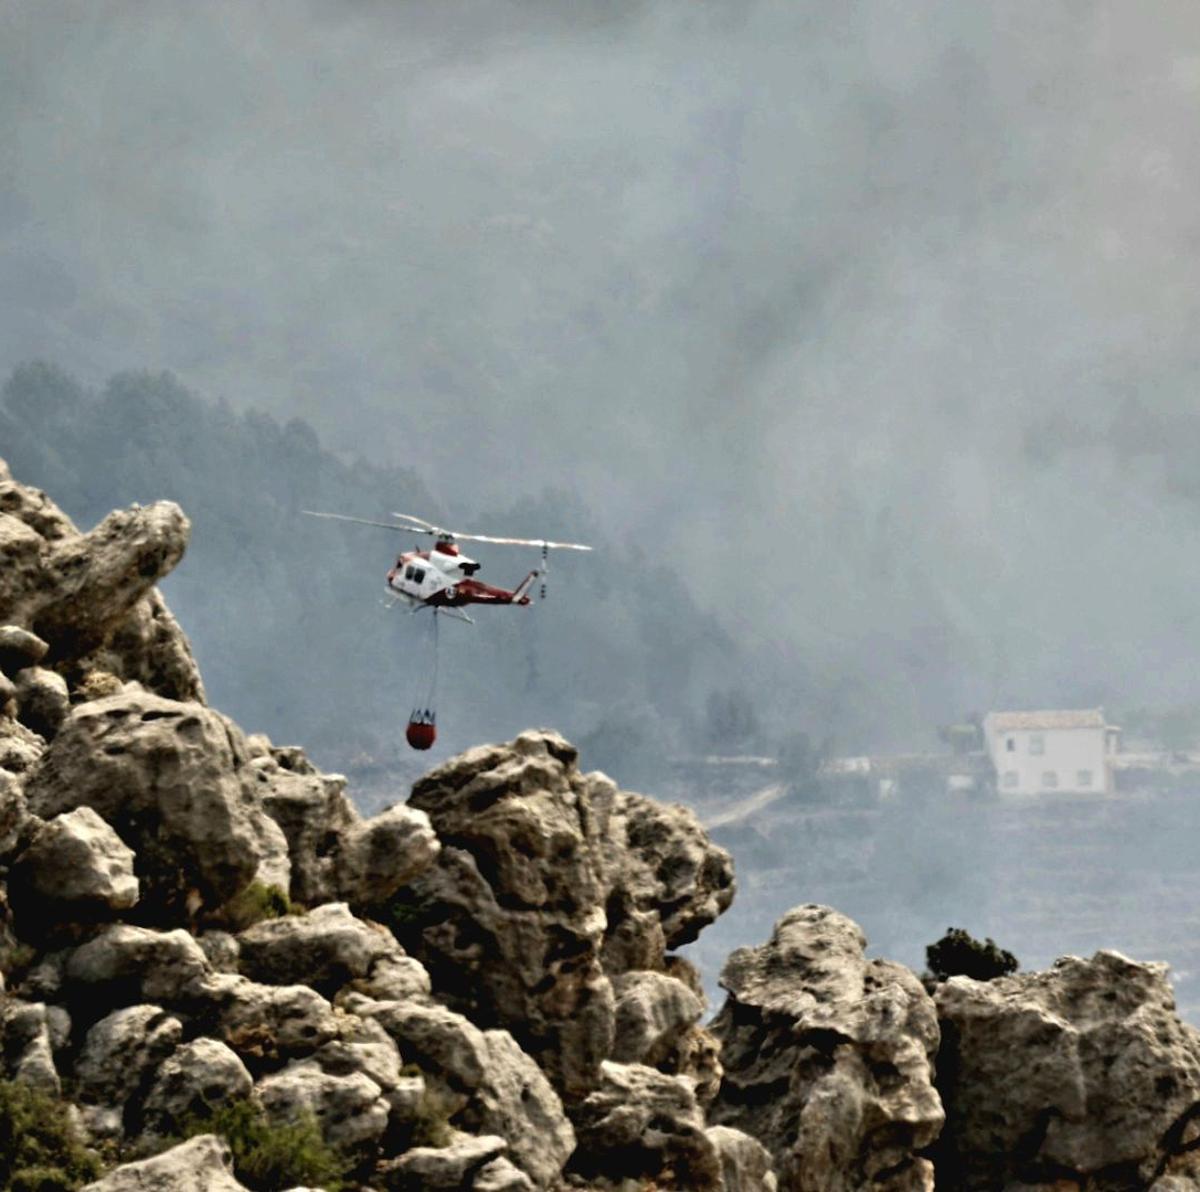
[211,882,293,932]
[177,1099,349,1191]
[0,1079,103,1191]
[396,1065,454,1149]
[925,927,1019,983]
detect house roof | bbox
[986,709,1107,731]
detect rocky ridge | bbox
[2,454,1200,1190]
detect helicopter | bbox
[301,509,593,623]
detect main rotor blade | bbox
[388,510,594,551]
[302,511,415,533]
[390,512,438,529]
[452,531,593,551]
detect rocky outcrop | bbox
[75,1005,182,1134]
[568,1061,724,1189]
[601,787,735,974]
[400,730,734,1105]
[9,806,139,928]
[81,1134,248,1191]
[24,693,268,921]
[139,1038,253,1140]
[237,901,410,996]
[402,731,620,1099]
[353,995,575,1189]
[0,464,203,701]
[933,949,1200,1189]
[710,904,943,1192]
[253,745,439,908]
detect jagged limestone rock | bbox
[0,998,67,1096]
[600,786,735,973]
[10,805,139,924]
[199,972,341,1067]
[0,464,202,699]
[140,1038,254,1140]
[710,904,943,1192]
[65,926,211,1013]
[355,997,574,1189]
[312,1014,403,1094]
[0,768,32,860]
[402,730,737,1104]
[933,949,1200,1189]
[382,1132,508,1190]
[404,731,617,1098]
[75,1005,183,1120]
[706,1125,779,1192]
[568,1060,723,1190]
[254,750,439,909]
[237,901,403,995]
[13,665,69,738]
[0,714,44,776]
[610,969,703,1067]
[256,1059,390,1155]
[0,625,49,675]
[26,692,267,920]
[81,1133,249,1191]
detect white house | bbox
[983,709,1120,795]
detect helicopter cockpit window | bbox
[405,565,415,580]
[413,568,426,583]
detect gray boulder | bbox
[75,1005,182,1121]
[600,786,735,973]
[568,1061,723,1190]
[475,1157,536,1191]
[237,901,402,995]
[381,1133,508,1190]
[404,731,616,1098]
[0,998,67,1096]
[255,751,438,908]
[13,665,69,739]
[358,997,574,1189]
[0,466,202,701]
[707,1126,778,1192]
[65,926,211,1010]
[0,625,49,675]
[0,714,45,776]
[10,805,139,923]
[710,904,943,1192]
[140,1038,254,1140]
[0,768,32,860]
[81,1134,248,1191]
[199,973,341,1066]
[25,692,267,919]
[934,949,1200,1189]
[256,1059,390,1155]
[611,969,704,1067]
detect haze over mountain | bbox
[6,3,1200,756]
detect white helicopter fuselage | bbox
[387,545,478,603]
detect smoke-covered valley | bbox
[6,2,1200,1005]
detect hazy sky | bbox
[5,2,1200,744]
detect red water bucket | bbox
[406,719,437,751]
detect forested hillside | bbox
[0,362,736,780]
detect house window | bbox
[1078,770,1093,787]
[1042,771,1058,789]
[1002,770,1018,788]
[1029,734,1045,756]
[1006,737,1015,752]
